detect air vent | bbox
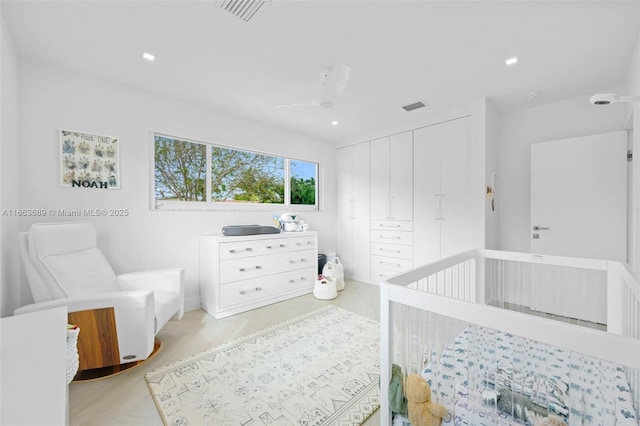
[402,101,427,112]
[219,0,268,22]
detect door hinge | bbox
[628,150,633,161]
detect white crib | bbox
[380,250,640,425]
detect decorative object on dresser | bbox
[200,231,318,319]
[145,306,380,426]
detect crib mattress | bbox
[414,326,638,426]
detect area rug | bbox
[145,306,380,425]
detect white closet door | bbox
[336,145,354,277]
[413,124,442,265]
[440,116,473,259]
[352,142,371,282]
[370,137,391,220]
[336,143,371,282]
[388,131,413,221]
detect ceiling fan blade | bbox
[276,100,322,108]
[326,63,350,97]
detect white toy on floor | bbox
[322,258,345,291]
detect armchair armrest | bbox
[118,268,184,320]
[14,290,153,315]
[118,268,184,293]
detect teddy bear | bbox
[534,415,567,426]
[403,374,447,426]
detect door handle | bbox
[532,226,550,231]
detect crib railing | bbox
[380,249,640,425]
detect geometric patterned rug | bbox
[145,306,380,425]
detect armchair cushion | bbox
[44,248,119,298]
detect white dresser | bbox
[200,231,318,319]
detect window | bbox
[153,134,318,210]
[290,160,317,205]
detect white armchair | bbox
[15,222,184,372]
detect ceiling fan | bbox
[278,63,351,109]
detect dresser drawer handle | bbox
[380,224,401,228]
[289,276,308,283]
[381,261,401,268]
[289,258,307,264]
[295,241,313,246]
[266,244,286,249]
[239,265,262,272]
[380,248,401,253]
[239,287,262,295]
[229,247,253,254]
[379,235,401,240]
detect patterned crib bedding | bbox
[411,326,638,426]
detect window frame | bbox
[149,132,320,212]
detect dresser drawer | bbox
[280,249,316,272]
[219,269,315,309]
[258,238,292,254]
[370,230,413,246]
[371,242,413,260]
[289,236,316,251]
[219,241,259,260]
[371,220,413,232]
[220,253,279,283]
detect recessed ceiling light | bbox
[505,56,518,66]
[142,52,156,62]
[331,120,339,126]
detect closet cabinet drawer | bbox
[371,255,413,272]
[371,255,413,284]
[370,230,413,246]
[371,242,413,260]
[371,220,413,232]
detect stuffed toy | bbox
[388,364,406,414]
[403,374,447,426]
[534,415,567,426]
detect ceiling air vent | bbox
[219,0,268,22]
[402,101,428,112]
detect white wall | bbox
[0,11,21,318]
[498,94,628,254]
[15,59,337,312]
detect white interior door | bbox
[530,131,627,262]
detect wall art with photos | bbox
[60,129,120,189]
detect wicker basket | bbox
[66,326,80,384]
